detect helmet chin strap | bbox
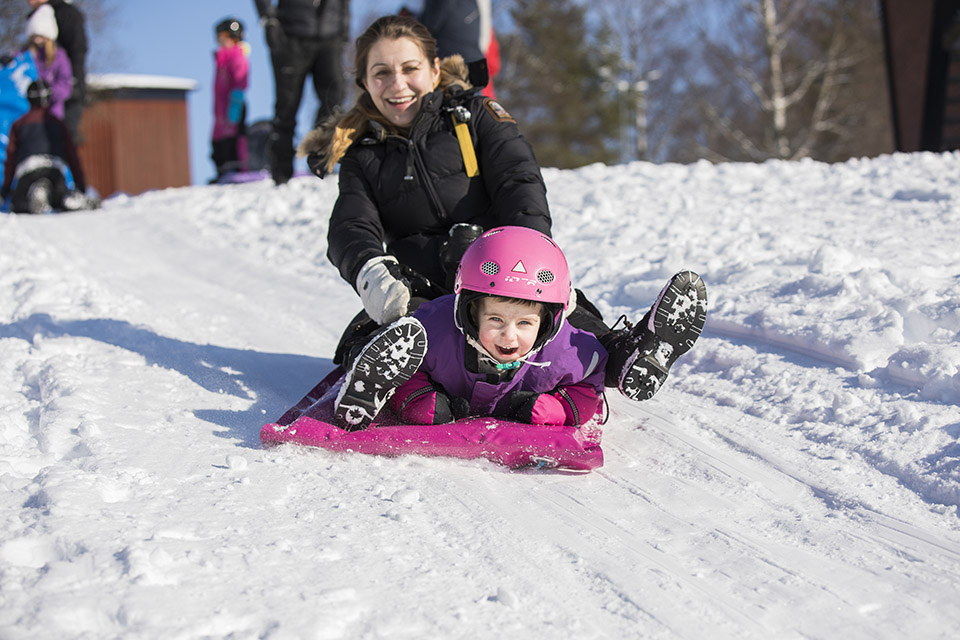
[465,335,550,371]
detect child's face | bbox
[476,298,543,364]
[217,32,236,48]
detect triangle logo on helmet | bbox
[512,260,527,273]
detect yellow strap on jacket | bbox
[452,116,479,178]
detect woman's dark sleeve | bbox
[326,152,389,287]
[472,96,552,235]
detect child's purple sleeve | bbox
[48,50,74,118]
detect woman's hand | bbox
[356,256,413,325]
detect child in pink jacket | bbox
[211,17,249,179]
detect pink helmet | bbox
[454,226,571,350]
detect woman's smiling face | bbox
[363,36,440,129]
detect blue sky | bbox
[113,0,413,184]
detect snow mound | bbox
[2,152,959,638]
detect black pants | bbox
[267,36,345,183]
[63,85,86,144]
[566,292,611,337]
[211,137,243,179]
[211,106,247,179]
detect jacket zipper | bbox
[556,387,579,425]
[407,138,449,223]
[398,384,438,415]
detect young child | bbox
[24,4,72,122]
[334,226,608,430]
[1,79,91,213]
[211,17,250,180]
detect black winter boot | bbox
[335,317,428,431]
[604,270,707,401]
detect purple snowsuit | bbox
[401,295,607,420]
[30,47,72,120]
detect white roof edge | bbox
[87,73,198,91]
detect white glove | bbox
[356,256,412,325]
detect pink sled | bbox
[261,369,603,471]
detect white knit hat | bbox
[26,4,59,41]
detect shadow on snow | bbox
[0,313,333,448]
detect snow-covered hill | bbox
[1,153,959,639]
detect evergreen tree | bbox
[496,0,620,169]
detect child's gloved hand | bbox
[227,89,245,124]
[505,391,566,425]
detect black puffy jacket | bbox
[326,87,551,291]
[418,0,487,62]
[1,107,86,198]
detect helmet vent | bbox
[536,270,555,284]
[481,261,499,275]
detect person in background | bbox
[23,4,72,122]
[211,17,250,180]
[300,15,708,408]
[408,0,500,98]
[27,0,88,143]
[0,50,38,170]
[1,79,92,214]
[253,0,350,185]
[482,22,499,99]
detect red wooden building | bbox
[77,74,196,197]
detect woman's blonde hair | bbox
[29,38,57,63]
[297,15,472,174]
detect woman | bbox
[300,15,707,403]
[301,16,548,309]
[24,4,72,122]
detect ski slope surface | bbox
[2,153,960,639]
